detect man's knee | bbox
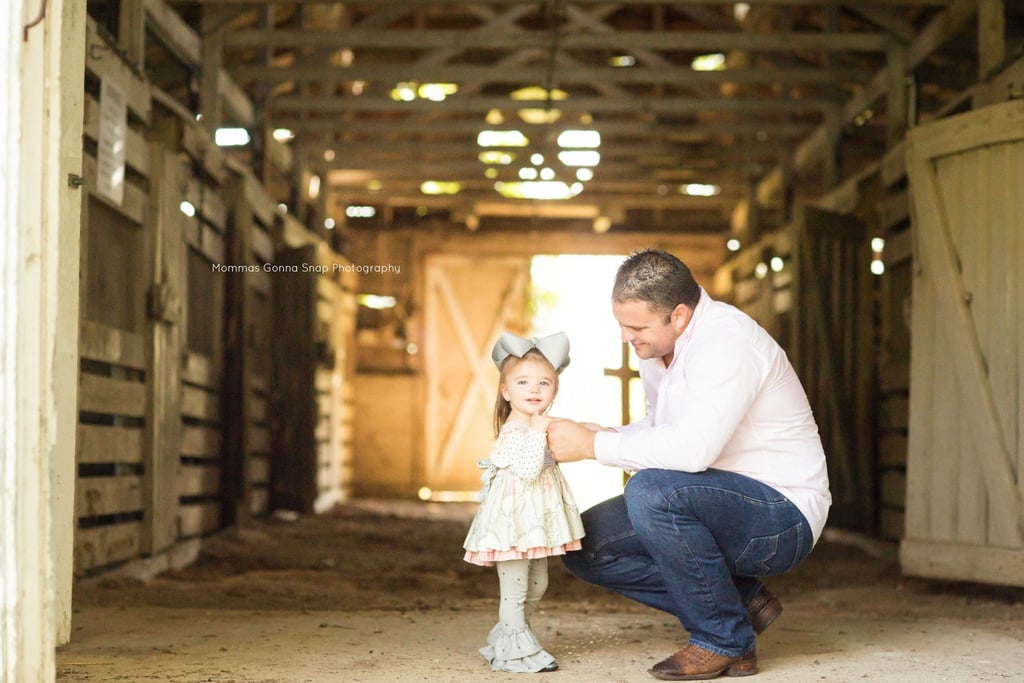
[624,469,701,533]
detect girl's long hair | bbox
[492,350,559,437]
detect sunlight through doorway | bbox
[530,255,645,511]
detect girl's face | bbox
[501,356,558,419]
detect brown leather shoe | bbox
[648,643,757,680]
[746,585,782,634]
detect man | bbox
[547,249,831,681]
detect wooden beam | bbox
[887,40,908,146]
[978,0,1006,80]
[280,118,816,139]
[223,28,889,51]
[231,63,872,87]
[199,12,224,133]
[738,0,980,230]
[271,94,837,115]
[144,0,254,125]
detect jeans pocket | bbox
[734,524,804,577]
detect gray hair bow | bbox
[491,332,571,373]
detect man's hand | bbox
[547,419,601,462]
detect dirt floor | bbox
[57,500,1024,682]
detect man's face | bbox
[612,299,691,361]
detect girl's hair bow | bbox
[490,332,570,373]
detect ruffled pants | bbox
[479,558,557,673]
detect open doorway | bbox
[530,255,644,511]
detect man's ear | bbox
[671,303,693,332]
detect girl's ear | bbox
[500,384,510,401]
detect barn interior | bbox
[4,1,1024,681]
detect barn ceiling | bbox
[140,1,1003,235]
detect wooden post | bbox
[1,0,84,676]
[143,119,186,553]
[887,40,908,147]
[603,342,640,427]
[199,9,224,135]
[223,174,255,525]
[118,0,145,70]
[270,245,319,512]
[978,0,1005,82]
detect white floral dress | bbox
[463,421,585,566]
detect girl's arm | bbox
[494,423,548,482]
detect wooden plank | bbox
[879,434,908,468]
[880,470,907,508]
[201,190,228,233]
[76,476,144,518]
[181,425,222,459]
[78,373,146,417]
[82,154,147,226]
[181,384,221,421]
[250,394,268,423]
[178,503,220,537]
[240,171,278,227]
[82,95,150,178]
[880,140,907,188]
[200,223,227,264]
[878,359,910,393]
[182,351,221,388]
[883,228,912,266]
[250,425,270,454]
[250,269,272,297]
[879,509,905,541]
[77,425,144,465]
[251,226,274,263]
[249,457,270,486]
[79,320,146,369]
[249,489,269,516]
[177,465,221,497]
[901,539,1024,587]
[74,522,142,575]
[875,190,910,231]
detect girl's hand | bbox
[529,413,553,432]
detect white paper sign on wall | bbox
[96,77,127,206]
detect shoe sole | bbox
[648,657,758,680]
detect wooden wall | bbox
[901,100,1024,587]
[74,17,356,577]
[715,54,1024,544]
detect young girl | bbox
[463,331,586,674]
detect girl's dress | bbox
[463,420,585,566]
[463,420,585,672]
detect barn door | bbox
[787,205,875,532]
[902,100,1024,587]
[423,255,530,491]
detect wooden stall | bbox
[221,161,278,524]
[901,99,1024,587]
[715,205,876,533]
[271,221,358,513]
[74,16,356,577]
[75,17,153,574]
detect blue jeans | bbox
[562,468,813,657]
